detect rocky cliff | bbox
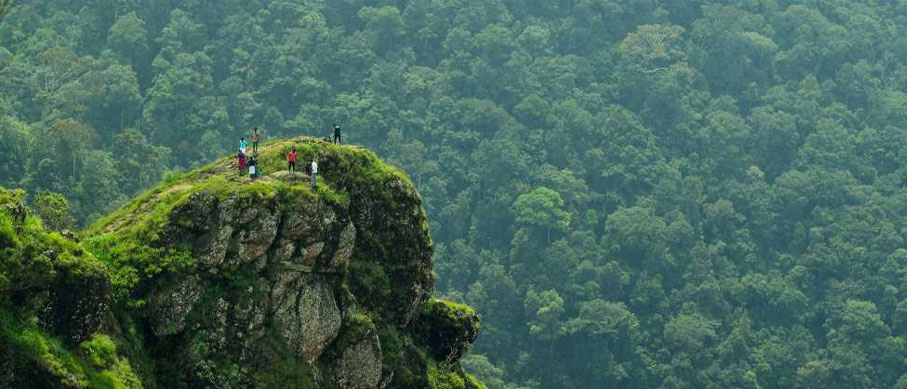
[0,138,484,389]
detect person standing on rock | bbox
[238,150,247,174]
[332,123,341,144]
[248,155,257,180]
[287,147,297,174]
[310,157,318,190]
[252,128,261,154]
[239,137,248,154]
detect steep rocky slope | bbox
[1,138,484,388]
[0,188,141,388]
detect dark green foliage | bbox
[427,362,465,389]
[0,0,11,24]
[0,186,140,388]
[32,191,74,232]
[4,0,907,387]
[376,325,428,388]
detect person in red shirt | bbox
[238,151,247,174]
[287,147,297,173]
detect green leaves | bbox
[512,187,571,234]
[619,24,687,71]
[6,0,907,387]
[107,12,149,63]
[33,191,73,232]
[525,289,566,342]
[0,0,12,24]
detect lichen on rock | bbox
[336,329,383,389]
[273,274,342,362]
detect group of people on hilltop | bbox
[237,128,261,180]
[236,124,343,189]
[286,147,318,189]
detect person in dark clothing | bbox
[248,156,258,180]
[287,148,297,173]
[332,123,341,144]
[252,127,261,154]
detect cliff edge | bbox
[0,137,484,389]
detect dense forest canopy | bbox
[4,0,907,387]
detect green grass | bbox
[82,137,418,306]
[88,137,405,236]
[1,187,143,387]
[81,335,142,388]
[465,374,488,389]
[428,360,466,389]
[2,319,87,387]
[0,310,141,388]
[423,299,478,321]
[1,187,108,294]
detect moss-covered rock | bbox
[415,299,481,364]
[0,138,483,388]
[75,137,483,388]
[0,187,140,388]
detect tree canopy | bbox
[3,0,907,387]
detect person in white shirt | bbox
[310,158,318,190]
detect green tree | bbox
[358,6,404,55]
[32,190,73,231]
[512,187,571,243]
[107,12,149,64]
[73,149,123,220]
[525,289,566,366]
[112,128,170,194]
[0,0,12,24]
[6,0,907,386]
[605,199,667,270]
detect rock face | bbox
[414,300,481,364]
[41,265,112,346]
[79,138,484,388]
[0,187,129,388]
[336,331,383,389]
[2,190,110,346]
[0,139,483,389]
[0,189,111,347]
[151,189,353,368]
[135,176,424,385]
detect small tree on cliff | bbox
[33,191,74,231]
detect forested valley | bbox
[4,0,907,387]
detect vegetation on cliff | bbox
[2,139,483,388]
[0,138,480,389]
[1,187,140,388]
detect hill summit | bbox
[1,137,484,389]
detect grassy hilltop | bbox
[2,139,484,389]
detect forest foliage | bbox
[3,0,907,387]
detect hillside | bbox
[1,138,484,388]
[7,0,907,387]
